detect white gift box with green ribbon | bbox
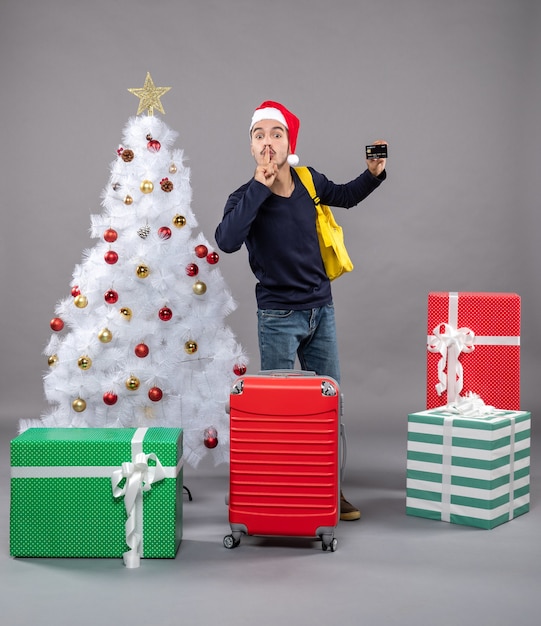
[10,427,183,566]
[406,403,530,529]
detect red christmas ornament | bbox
[135,342,149,358]
[148,387,163,402]
[185,263,199,277]
[103,228,118,243]
[159,307,173,321]
[158,226,172,240]
[204,426,219,449]
[206,251,219,265]
[147,139,161,152]
[194,244,208,258]
[50,317,64,332]
[104,289,119,304]
[233,364,247,376]
[103,391,118,406]
[71,285,80,297]
[104,250,119,265]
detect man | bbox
[215,101,387,521]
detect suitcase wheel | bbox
[223,534,241,549]
[321,536,338,552]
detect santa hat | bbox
[250,100,300,166]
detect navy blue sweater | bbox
[215,167,385,309]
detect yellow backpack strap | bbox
[294,166,321,206]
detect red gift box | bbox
[426,292,521,410]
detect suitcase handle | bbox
[258,369,316,377]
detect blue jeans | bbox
[257,304,341,384]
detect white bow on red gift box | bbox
[427,322,475,400]
[426,292,521,409]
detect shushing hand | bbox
[254,146,279,187]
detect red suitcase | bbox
[223,371,343,551]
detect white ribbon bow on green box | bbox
[111,428,168,568]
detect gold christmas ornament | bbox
[120,307,133,321]
[173,214,186,228]
[169,163,177,174]
[140,179,154,194]
[72,398,87,412]
[98,328,113,343]
[192,280,207,295]
[184,340,198,354]
[77,355,92,370]
[48,354,59,367]
[136,263,150,278]
[128,72,171,116]
[126,375,141,391]
[78,356,92,371]
[74,294,88,308]
[124,194,133,205]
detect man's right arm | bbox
[215,180,272,253]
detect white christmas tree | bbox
[27,74,248,467]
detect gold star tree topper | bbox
[128,72,171,116]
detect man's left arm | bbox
[313,140,387,208]
[313,167,386,209]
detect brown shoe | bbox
[340,491,361,521]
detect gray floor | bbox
[1,419,540,626]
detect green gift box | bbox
[406,408,530,529]
[10,427,183,566]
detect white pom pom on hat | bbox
[250,100,300,166]
[287,153,299,166]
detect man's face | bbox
[250,119,290,166]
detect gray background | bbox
[0,1,540,624]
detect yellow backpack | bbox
[295,166,354,281]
